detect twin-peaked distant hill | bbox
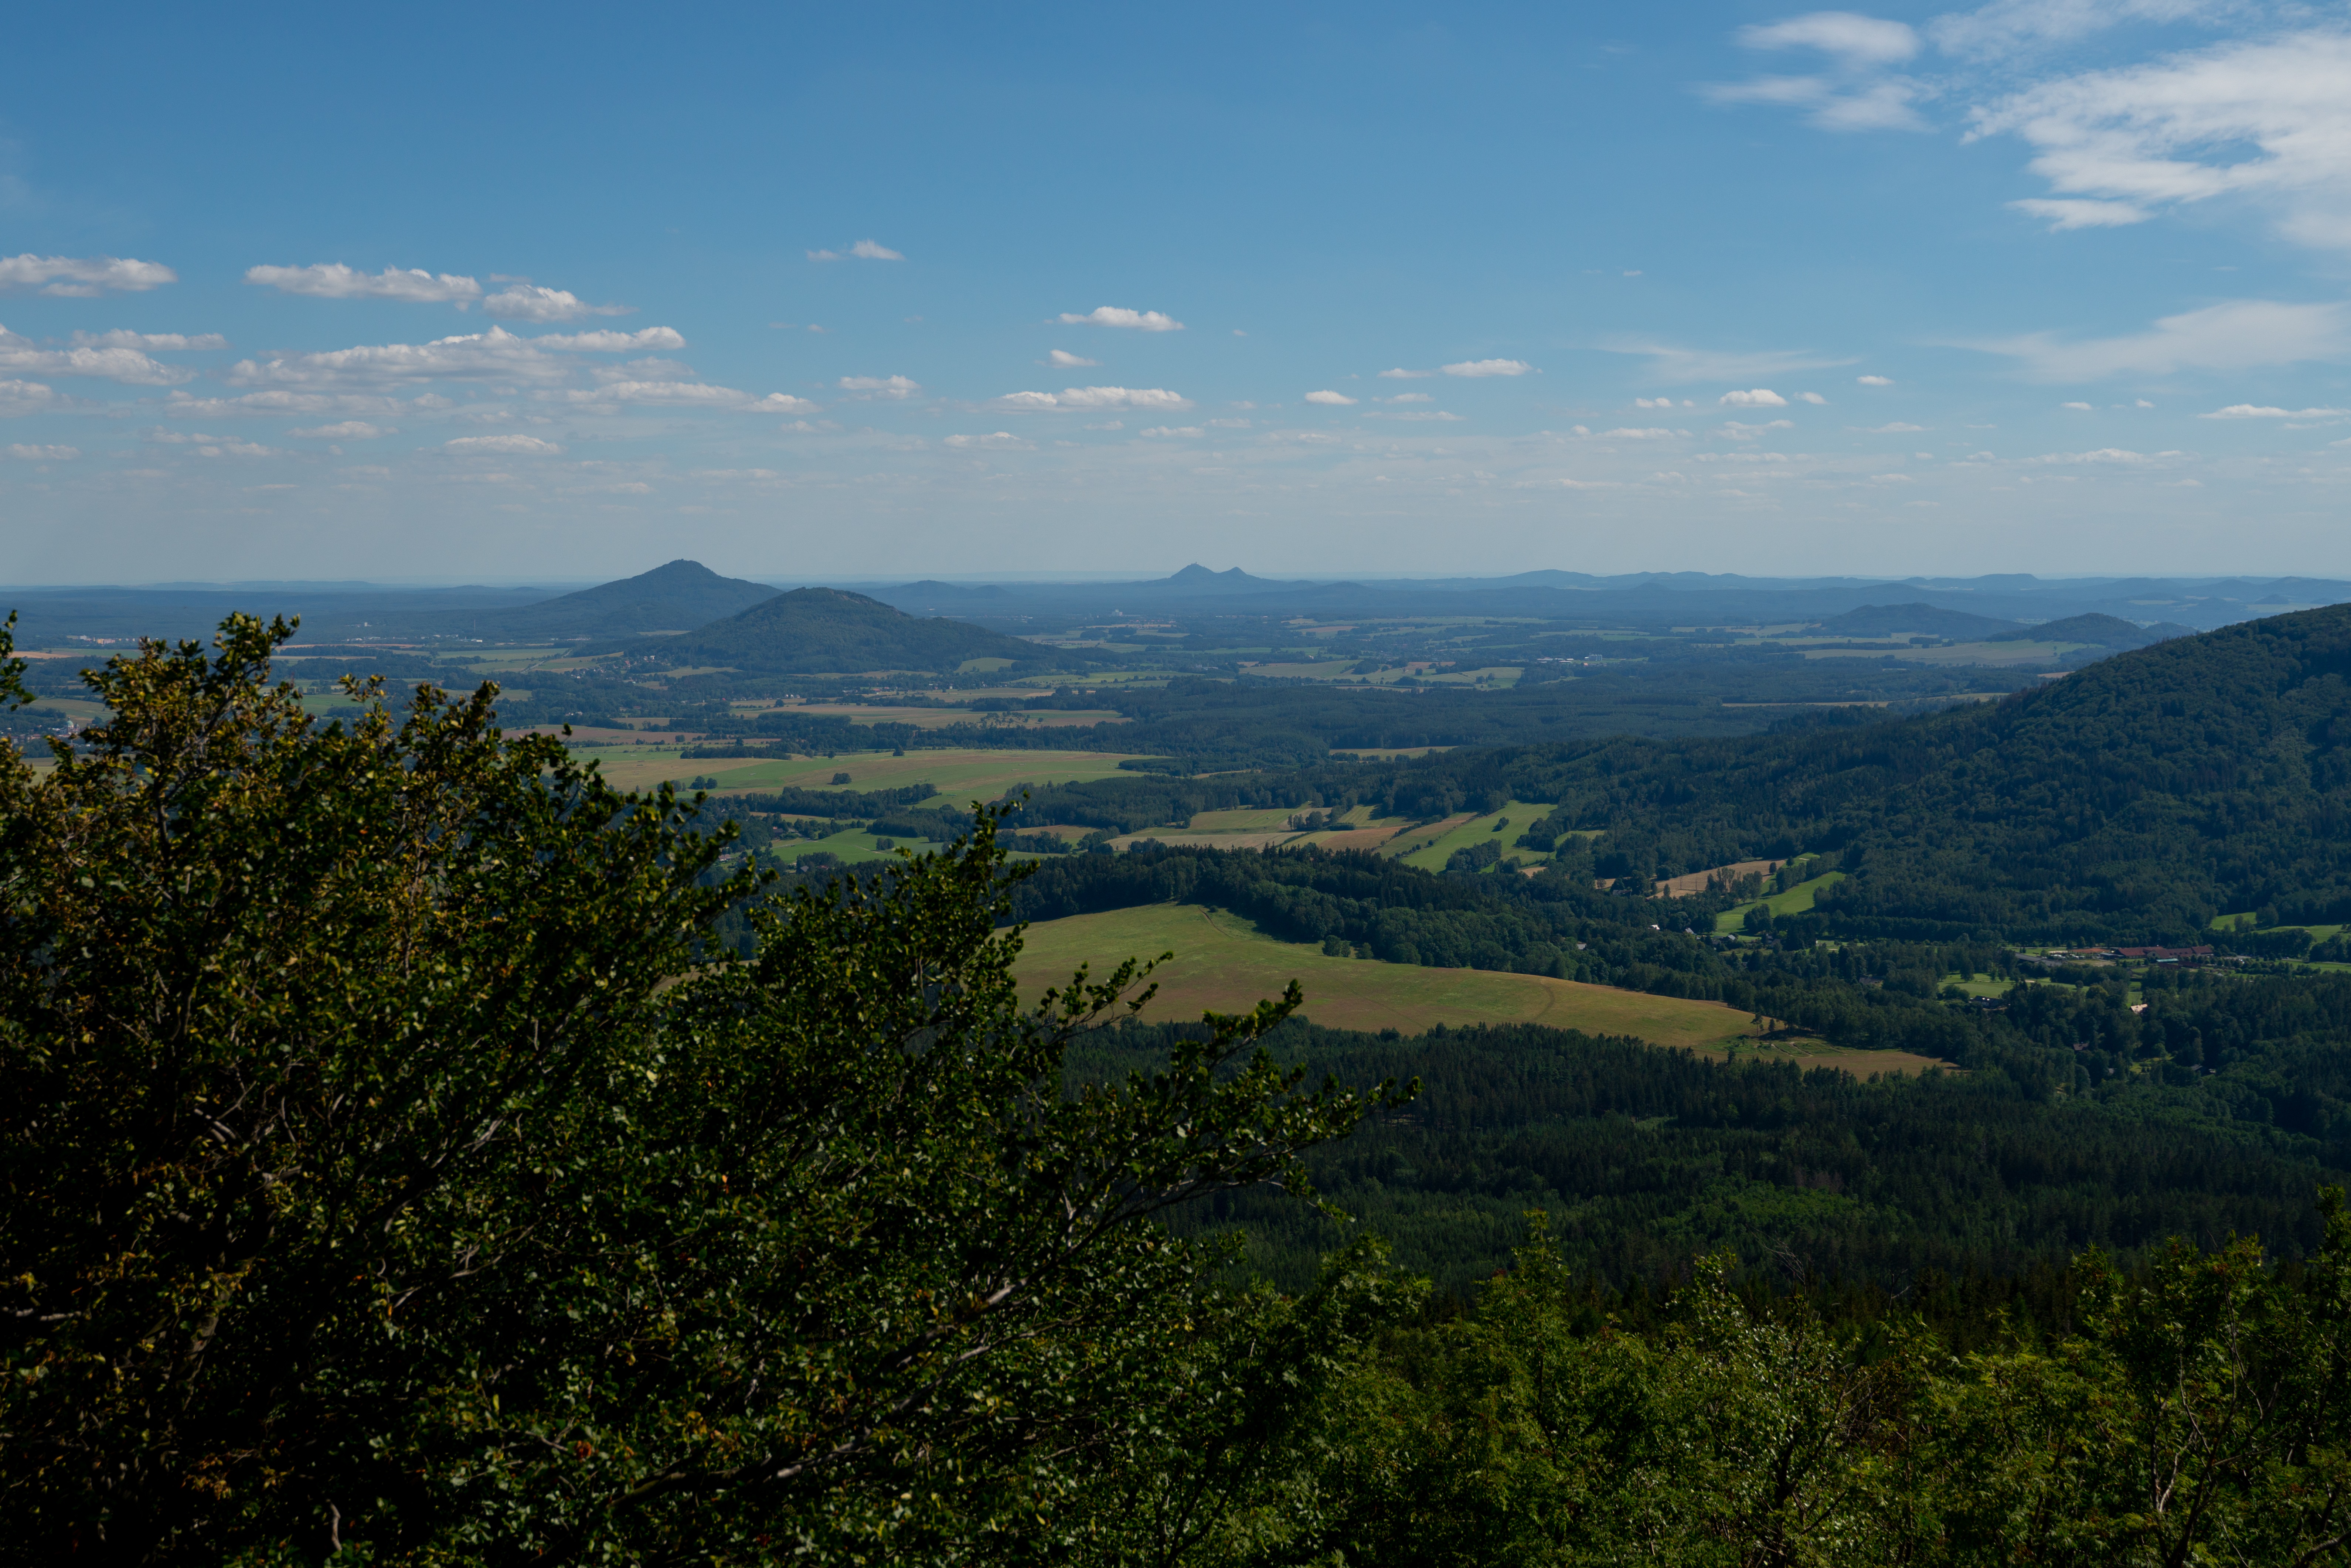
[615,585,1079,675]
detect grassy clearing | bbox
[576,746,1160,800]
[1938,972,2011,999]
[1008,904,1948,1075]
[1722,866,1848,927]
[1388,801,1555,873]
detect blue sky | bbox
[6,0,2350,584]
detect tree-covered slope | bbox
[646,586,1077,674]
[1484,604,2351,941]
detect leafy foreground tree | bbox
[0,616,1395,1565]
[1292,1206,2351,1567]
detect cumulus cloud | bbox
[1720,419,1797,438]
[2010,198,2153,231]
[1975,301,2351,380]
[1057,306,1184,331]
[1720,388,1789,406]
[246,263,484,305]
[0,254,177,296]
[1377,367,1433,378]
[1858,421,1928,432]
[1304,389,1358,405]
[991,385,1194,412]
[1857,374,1894,385]
[1383,392,1435,403]
[2027,447,2182,464]
[1047,349,1100,367]
[545,380,825,414]
[1739,11,1919,67]
[2200,403,2350,419]
[287,421,393,439]
[533,327,685,351]
[0,325,194,385]
[943,431,1031,450]
[1597,426,1684,439]
[1365,410,1465,421]
[1796,391,1827,404]
[1139,426,1205,437]
[443,434,564,454]
[837,375,922,400]
[483,285,632,322]
[6,443,76,459]
[1442,358,1533,376]
[1970,31,2351,255]
[808,239,905,261]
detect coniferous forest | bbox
[7,611,2351,1565]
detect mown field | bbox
[1007,903,1949,1074]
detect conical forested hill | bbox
[430,559,780,641]
[640,586,1076,675]
[1503,604,2351,942]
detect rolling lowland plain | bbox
[13,560,2351,1298]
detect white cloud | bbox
[246,263,483,305]
[0,325,194,385]
[808,239,905,261]
[0,254,177,296]
[1720,418,1797,437]
[2200,403,2350,418]
[1720,388,1789,406]
[837,375,922,400]
[1138,426,1205,437]
[1870,471,1915,481]
[1377,367,1433,378]
[1442,358,1533,376]
[944,431,1031,450]
[1607,342,1854,382]
[1858,421,1927,432]
[1207,417,1252,427]
[287,421,393,439]
[533,327,685,351]
[69,330,226,350]
[6,443,76,459]
[991,385,1194,412]
[1366,410,1465,421]
[147,429,280,457]
[1057,306,1184,331]
[1930,0,2234,62]
[1047,349,1100,367]
[161,390,412,418]
[2009,198,2153,231]
[220,326,687,392]
[1857,374,1894,385]
[1978,300,2351,380]
[2028,447,2181,464]
[1597,426,1682,438]
[443,434,564,454]
[1738,12,1920,67]
[1304,389,1358,405]
[1383,392,1435,403]
[1970,32,2351,254]
[744,393,824,413]
[1797,391,1828,403]
[482,285,632,322]
[1709,16,1928,132]
[2062,401,2095,409]
[1633,396,1685,409]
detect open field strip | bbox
[1389,801,1555,872]
[574,746,1160,799]
[1654,858,1787,898]
[1008,904,1949,1074]
[1800,641,2087,667]
[1724,867,1849,926]
[753,704,1126,730]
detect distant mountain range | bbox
[1,560,2345,649]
